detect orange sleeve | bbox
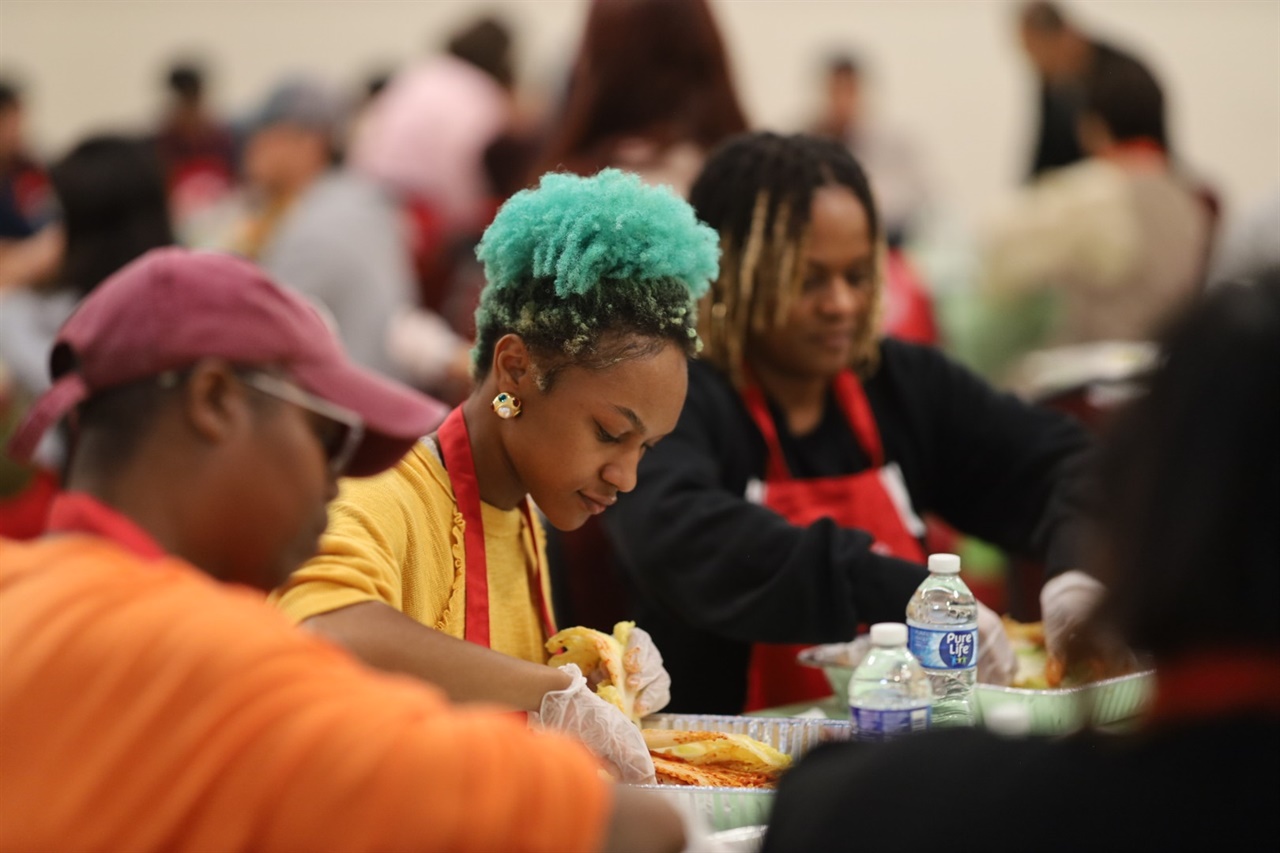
[0,539,612,853]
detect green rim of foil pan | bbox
[975,670,1157,733]
[629,713,852,832]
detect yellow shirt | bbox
[273,439,554,663]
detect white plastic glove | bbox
[1040,569,1106,660]
[976,601,1016,686]
[622,625,672,719]
[534,664,657,784]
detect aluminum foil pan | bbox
[629,713,852,832]
[975,670,1156,732]
[797,641,1156,733]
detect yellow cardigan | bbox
[273,439,554,664]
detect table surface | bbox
[751,694,1144,734]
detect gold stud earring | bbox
[492,392,522,419]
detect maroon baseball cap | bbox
[8,247,448,475]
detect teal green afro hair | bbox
[472,168,719,384]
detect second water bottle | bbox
[847,622,933,742]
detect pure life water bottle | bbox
[847,622,932,742]
[906,553,978,726]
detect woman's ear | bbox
[182,359,250,445]
[491,334,532,391]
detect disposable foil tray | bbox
[975,670,1156,733]
[798,641,1156,733]
[629,713,852,832]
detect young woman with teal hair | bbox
[272,169,718,783]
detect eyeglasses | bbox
[238,372,365,477]
[155,368,365,477]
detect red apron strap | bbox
[742,369,883,476]
[438,407,554,648]
[741,382,793,482]
[437,407,492,648]
[832,369,884,468]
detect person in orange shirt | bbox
[0,248,687,853]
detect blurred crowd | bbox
[0,1,1277,850]
[4,2,1274,423]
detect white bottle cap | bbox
[869,622,907,647]
[928,553,962,574]
[984,703,1033,737]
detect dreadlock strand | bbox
[767,199,800,330]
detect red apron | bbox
[742,369,927,711]
[437,407,555,648]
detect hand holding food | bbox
[534,663,657,784]
[621,626,673,719]
[547,624,793,789]
[1003,615,1136,688]
[546,621,672,724]
[976,601,1016,686]
[1040,569,1107,660]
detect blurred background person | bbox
[531,0,748,199]
[225,76,471,400]
[0,77,58,291]
[809,52,929,251]
[350,15,536,348]
[151,59,237,231]
[808,50,939,349]
[981,53,1214,367]
[0,134,173,539]
[1208,187,1280,286]
[764,270,1280,853]
[1016,0,1136,180]
[351,15,522,231]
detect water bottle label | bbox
[907,623,978,670]
[849,705,931,741]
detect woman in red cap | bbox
[1,248,687,852]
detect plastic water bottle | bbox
[847,622,932,742]
[906,553,978,727]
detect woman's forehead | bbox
[546,343,686,425]
[803,187,872,264]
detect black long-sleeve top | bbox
[604,339,1092,713]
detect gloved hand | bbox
[1040,569,1106,660]
[534,664,657,784]
[622,625,672,719]
[976,601,1016,686]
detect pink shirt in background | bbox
[350,56,509,233]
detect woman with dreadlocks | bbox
[605,132,1094,714]
[271,168,719,782]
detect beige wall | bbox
[2,0,1277,229]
